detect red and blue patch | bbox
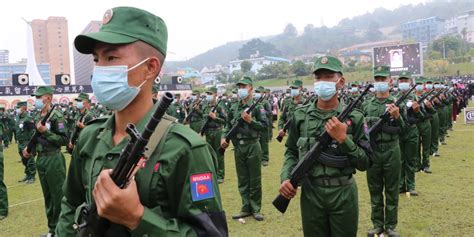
[190,172,215,202]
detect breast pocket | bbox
[296,137,317,161]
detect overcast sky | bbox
[0,0,426,63]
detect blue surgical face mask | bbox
[350,87,358,93]
[399,82,410,91]
[254,92,262,99]
[191,95,197,101]
[91,58,149,111]
[35,99,44,110]
[238,88,249,99]
[76,101,84,109]
[206,94,213,102]
[290,89,300,97]
[314,81,337,101]
[434,84,441,89]
[415,85,424,91]
[374,82,389,92]
[426,84,433,90]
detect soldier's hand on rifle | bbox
[22,148,31,159]
[386,104,400,119]
[325,117,347,144]
[412,101,420,113]
[93,169,144,231]
[76,121,85,129]
[279,180,297,199]
[37,121,47,133]
[220,138,229,149]
[432,97,439,104]
[278,129,286,138]
[424,99,433,108]
[241,111,252,124]
[209,111,217,120]
[68,142,74,150]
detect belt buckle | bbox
[322,177,331,186]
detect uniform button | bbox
[106,154,113,160]
[143,234,148,237]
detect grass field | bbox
[1,107,474,236]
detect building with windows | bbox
[401,17,445,44]
[31,16,70,85]
[0,50,9,64]
[228,56,290,74]
[73,21,102,85]
[0,63,51,86]
[445,9,474,43]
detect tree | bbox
[238,38,281,59]
[364,21,384,41]
[283,23,298,38]
[291,60,308,76]
[431,36,463,57]
[240,60,252,73]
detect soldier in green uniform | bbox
[56,7,227,236]
[221,76,267,221]
[397,72,421,195]
[15,101,37,184]
[256,86,271,166]
[22,86,68,236]
[186,90,204,133]
[265,88,274,139]
[166,93,186,123]
[436,81,449,146]
[278,80,304,141]
[0,110,7,220]
[64,102,76,136]
[430,81,442,157]
[362,66,403,237]
[280,56,371,236]
[0,107,11,147]
[68,93,95,152]
[415,79,434,173]
[202,87,227,183]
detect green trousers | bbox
[417,120,432,169]
[189,120,204,134]
[233,141,262,214]
[430,113,440,155]
[18,144,36,180]
[0,148,8,217]
[260,132,269,162]
[447,104,453,129]
[301,180,358,237]
[399,126,419,191]
[367,142,401,230]
[36,151,66,233]
[205,129,225,180]
[438,106,448,143]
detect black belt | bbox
[234,138,259,145]
[312,176,353,187]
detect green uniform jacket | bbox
[278,98,302,130]
[223,98,268,140]
[15,112,35,148]
[202,101,227,129]
[281,100,371,182]
[362,96,406,143]
[34,110,68,152]
[56,105,227,237]
[167,102,186,123]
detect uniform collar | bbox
[307,99,345,119]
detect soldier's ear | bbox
[337,76,345,89]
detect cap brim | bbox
[236,82,251,86]
[74,31,138,54]
[313,66,342,75]
[374,73,390,77]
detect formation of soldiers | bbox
[0,6,473,237]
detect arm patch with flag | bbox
[190,172,215,202]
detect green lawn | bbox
[1,109,474,236]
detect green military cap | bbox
[192,90,200,95]
[174,93,181,97]
[74,7,168,56]
[31,86,54,96]
[206,87,218,94]
[152,85,160,93]
[255,86,265,93]
[265,88,271,93]
[16,101,27,108]
[236,76,253,86]
[290,79,303,88]
[373,65,391,77]
[351,81,360,86]
[232,88,238,94]
[398,71,412,79]
[425,78,433,83]
[313,56,343,75]
[414,77,424,84]
[75,92,90,101]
